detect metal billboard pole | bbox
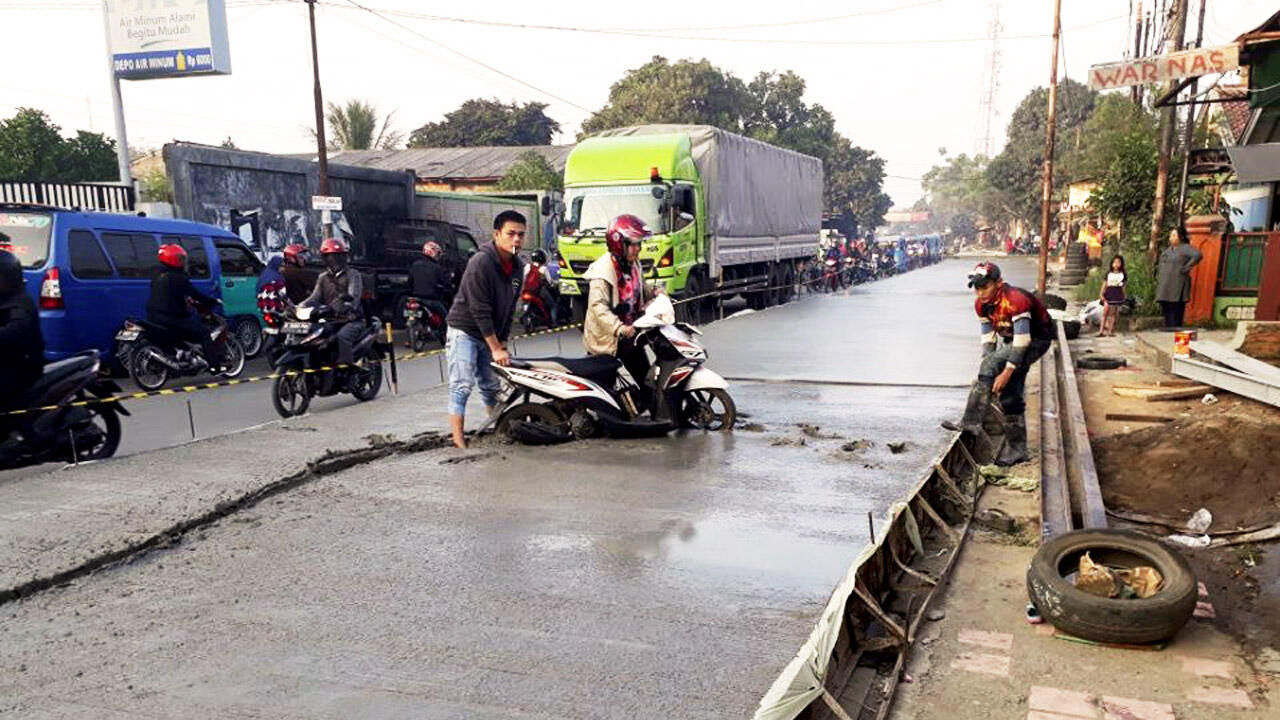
[101,1,132,188]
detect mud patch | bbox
[740,423,766,433]
[840,439,870,453]
[797,423,842,440]
[1093,415,1280,531]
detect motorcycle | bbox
[403,296,447,352]
[270,303,386,418]
[488,295,735,443]
[0,350,128,470]
[519,287,556,333]
[822,256,841,293]
[116,307,246,391]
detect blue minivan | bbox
[2,205,247,364]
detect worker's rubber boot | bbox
[941,380,992,436]
[995,413,1030,466]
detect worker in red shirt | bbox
[943,262,1054,466]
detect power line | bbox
[338,0,593,113]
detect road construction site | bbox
[0,258,1033,719]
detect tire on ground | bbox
[1026,529,1197,644]
[1044,293,1068,311]
[1076,355,1126,370]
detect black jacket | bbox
[446,242,524,342]
[410,258,449,300]
[281,264,314,305]
[0,289,45,399]
[146,267,217,326]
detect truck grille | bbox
[567,259,654,275]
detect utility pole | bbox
[1131,2,1144,105]
[1176,0,1208,218]
[1148,0,1189,263]
[101,1,131,188]
[1037,0,1062,297]
[305,0,332,237]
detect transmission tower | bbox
[976,1,1002,158]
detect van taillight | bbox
[39,267,64,310]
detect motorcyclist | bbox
[582,214,658,408]
[522,249,560,326]
[256,255,289,320]
[409,240,450,321]
[281,243,313,305]
[301,237,364,366]
[0,249,44,410]
[943,261,1054,466]
[146,243,221,370]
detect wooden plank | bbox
[1105,413,1175,423]
[1040,344,1073,540]
[1143,385,1215,402]
[1190,340,1280,385]
[1055,322,1108,530]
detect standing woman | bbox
[1155,227,1203,329]
[1099,255,1127,337]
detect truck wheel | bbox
[1026,529,1197,644]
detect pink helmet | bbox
[605,214,650,261]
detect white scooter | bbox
[489,295,735,442]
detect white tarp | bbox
[590,125,823,274]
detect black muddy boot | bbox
[941,380,992,435]
[995,413,1029,466]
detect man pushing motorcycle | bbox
[943,261,1053,466]
[301,238,364,365]
[582,214,660,409]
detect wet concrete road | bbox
[1,258,1037,719]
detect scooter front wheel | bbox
[497,402,566,441]
[678,388,736,432]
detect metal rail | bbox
[1039,343,1073,539]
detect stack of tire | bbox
[1058,243,1090,287]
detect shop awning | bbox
[1226,143,1280,183]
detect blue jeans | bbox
[446,327,501,417]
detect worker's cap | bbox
[966,261,1002,288]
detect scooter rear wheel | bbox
[130,343,169,391]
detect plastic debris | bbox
[1166,533,1212,548]
[1201,393,1219,405]
[1025,603,1044,624]
[1075,552,1118,597]
[978,464,1039,492]
[1074,553,1164,599]
[1114,566,1163,599]
[1186,508,1213,534]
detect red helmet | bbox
[605,214,650,259]
[283,244,308,264]
[422,241,442,259]
[319,237,347,255]
[158,243,187,269]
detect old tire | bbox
[1026,529,1197,644]
[1076,355,1126,370]
[1061,319,1081,340]
[1044,293,1068,311]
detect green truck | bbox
[555,124,823,321]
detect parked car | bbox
[1,203,256,367]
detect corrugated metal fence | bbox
[0,182,135,213]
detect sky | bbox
[0,0,1273,207]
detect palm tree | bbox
[319,99,403,150]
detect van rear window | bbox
[102,232,160,278]
[164,235,210,278]
[0,211,52,268]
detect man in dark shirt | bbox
[281,244,314,305]
[0,249,44,409]
[409,240,450,319]
[147,243,220,369]
[444,210,526,448]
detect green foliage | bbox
[1074,267,1103,303]
[0,108,118,182]
[410,99,559,148]
[1072,96,1159,226]
[494,151,563,192]
[321,99,402,150]
[986,79,1097,228]
[1122,250,1160,316]
[580,57,890,229]
[921,153,1004,237]
[219,137,238,150]
[137,166,171,203]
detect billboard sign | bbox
[1088,44,1238,90]
[106,0,231,80]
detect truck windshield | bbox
[0,211,53,268]
[565,185,666,236]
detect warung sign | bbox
[1089,44,1239,91]
[105,0,231,80]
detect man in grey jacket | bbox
[444,210,526,448]
[302,238,364,364]
[1155,227,1202,329]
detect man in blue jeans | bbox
[444,210,526,448]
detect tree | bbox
[219,137,238,150]
[580,57,751,136]
[985,79,1097,229]
[320,99,402,151]
[0,108,118,182]
[1070,95,1160,241]
[409,99,559,147]
[581,59,891,228]
[494,151,563,192]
